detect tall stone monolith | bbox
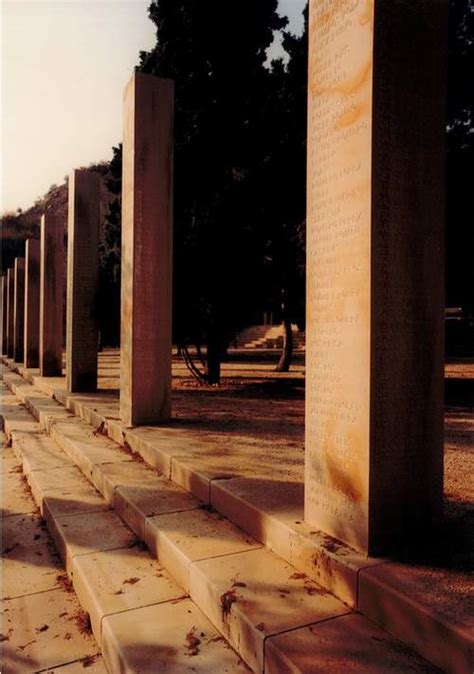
[305,0,447,555]
[13,258,25,363]
[120,72,174,426]
[1,275,7,356]
[39,213,64,376]
[6,269,15,358]
[66,169,100,392]
[24,239,41,368]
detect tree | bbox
[137,0,287,383]
[256,7,308,372]
[98,145,122,346]
[446,0,474,312]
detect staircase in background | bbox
[234,324,305,350]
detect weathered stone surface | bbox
[19,388,75,431]
[101,598,249,673]
[210,476,380,608]
[107,465,200,540]
[72,546,184,641]
[2,470,36,517]
[359,562,474,674]
[2,541,63,599]
[13,431,74,472]
[42,485,110,520]
[265,613,441,674]
[1,274,7,355]
[28,465,88,493]
[66,169,100,393]
[49,418,132,482]
[6,268,15,357]
[120,72,174,426]
[13,257,25,362]
[90,457,177,504]
[170,452,233,503]
[2,589,99,673]
[40,212,64,376]
[305,0,447,554]
[1,429,104,674]
[2,512,50,550]
[3,356,469,674]
[190,547,347,673]
[1,444,20,474]
[145,508,262,589]
[41,657,108,674]
[49,509,136,576]
[1,397,41,436]
[24,238,41,368]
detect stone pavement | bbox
[2,354,472,672]
[1,388,250,673]
[1,434,107,673]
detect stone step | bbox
[1,376,445,673]
[1,397,251,673]
[1,439,107,673]
[2,369,371,609]
[1,382,351,671]
[4,369,472,674]
[235,324,306,350]
[2,375,368,598]
[3,368,472,674]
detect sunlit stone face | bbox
[305,0,446,555]
[305,0,373,552]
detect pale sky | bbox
[2,0,306,214]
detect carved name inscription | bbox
[305,0,374,549]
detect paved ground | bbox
[2,350,472,672]
[1,435,107,674]
[123,350,474,497]
[20,348,474,535]
[101,349,474,573]
[2,365,458,674]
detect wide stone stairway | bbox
[1,361,471,673]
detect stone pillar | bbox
[13,258,25,363]
[24,239,41,368]
[66,169,100,392]
[39,213,64,376]
[6,269,15,358]
[120,72,174,426]
[1,275,7,355]
[305,0,447,556]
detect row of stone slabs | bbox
[4,360,474,674]
[1,385,250,673]
[1,378,442,673]
[2,435,107,673]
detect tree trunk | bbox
[275,315,293,372]
[206,330,221,384]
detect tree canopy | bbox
[1,0,472,369]
[446,0,474,310]
[134,0,308,381]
